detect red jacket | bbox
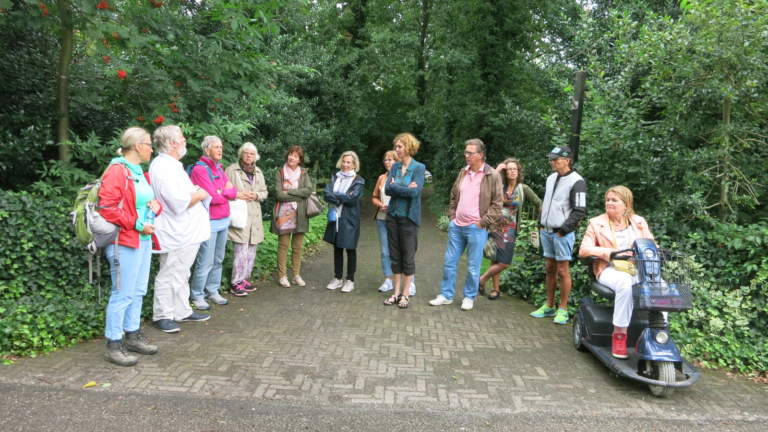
[98,163,163,250]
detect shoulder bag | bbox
[229,171,248,229]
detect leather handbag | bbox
[306,192,324,218]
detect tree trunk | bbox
[717,74,732,223]
[56,0,73,162]
[416,0,430,107]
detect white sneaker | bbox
[378,279,393,292]
[461,297,474,311]
[279,277,290,287]
[327,278,343,290]
[293,275,306,287]
[341,280,355,293]
[409,280,416,297]
[429,295,453,306]
[206,292,229,305]
[192,298,210,310]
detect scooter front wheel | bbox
[648,361,675,397]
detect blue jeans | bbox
[190,229,228,300]
[440,220,488,300]
[376,219,392,278]
[104,240,152,341]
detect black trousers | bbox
[386,214,419,276]
[334,246,357,281]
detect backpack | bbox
[71,163,133,302]
[186,160,219,184]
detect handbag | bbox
[229,171,248,229]
[611,218,636,276]
[306,192,323,218]
[327,206,337,222]
[483,235,496,257]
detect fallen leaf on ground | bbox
[83,381,97,388]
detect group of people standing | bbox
[96,126,654,366]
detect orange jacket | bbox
[579,213,655,279]
[371,173,388,220]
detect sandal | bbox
[478,283,486,297]
[489,290,500,300]
[384,295,398,306]
[398,295,409,309]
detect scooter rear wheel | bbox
[572,314,589,352]
[648,361,675,397]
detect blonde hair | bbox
[383,150,400,163]
[605,185,635,217]
[393,133,420,156]
[117,127,150,155]
[153,125,182,154]
[336,151,360,172]
[238,142,260,161]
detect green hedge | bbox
[0,190,328,358]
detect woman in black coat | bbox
[324,151,365,293]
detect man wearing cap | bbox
[531,145,586,324]
[429,139,503,311]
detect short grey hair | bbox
[237,142,260,161]
[465,138,486,161]
[153,125,182,154]
[201,135,222,151]
[336,151,361,172]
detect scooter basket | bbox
[631,252,694,312]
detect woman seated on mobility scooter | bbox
[579,185,656,359]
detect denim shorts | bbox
[540,230,575,261]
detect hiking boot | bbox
[124,331,158,355]
[192,298,211,311]
[206,292,228,305]
[103,340,138,367]
[530,304,557,318]
[612,333,628,359]
[553,308,569,325]
[153,319,180,333]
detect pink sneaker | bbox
[242,280,257,292]
[230,282,248,297]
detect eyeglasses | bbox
[383,158,394,162]
[506,168,518,172]
[138,142,153,149]
[464,151,479,156]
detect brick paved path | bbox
[1,194,767,423]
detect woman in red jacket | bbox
[99,127,163,367]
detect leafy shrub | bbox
[0,190,328,357]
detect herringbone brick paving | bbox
[2,194,767,422]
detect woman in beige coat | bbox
[225,143,268,296]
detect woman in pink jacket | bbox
[579,186,656,359]
[189,136,238,310]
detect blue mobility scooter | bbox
[572,238,700,397]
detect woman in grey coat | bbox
[324,151,365,293]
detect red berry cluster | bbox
[40,3,49,18]
[117,69,126,80]
[96,1,109,10]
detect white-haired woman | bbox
[189,136,237,310]
[324,151,365,293]
[99,127,162,366]
[225,143,268,296]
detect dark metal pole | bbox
[568,71,587,163]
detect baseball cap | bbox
[545,145,572,159]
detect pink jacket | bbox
[579,213,655,279]
[190,156,237,221]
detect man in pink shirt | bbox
[430,139,503,311]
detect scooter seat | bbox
[579,256,616,301]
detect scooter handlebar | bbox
[610,248,634,260]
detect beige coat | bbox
[225,163,269,245]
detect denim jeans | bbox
[190,229,228,300]
[104,240,152,341]
[439,220,488,300]
[376,219,392,278]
